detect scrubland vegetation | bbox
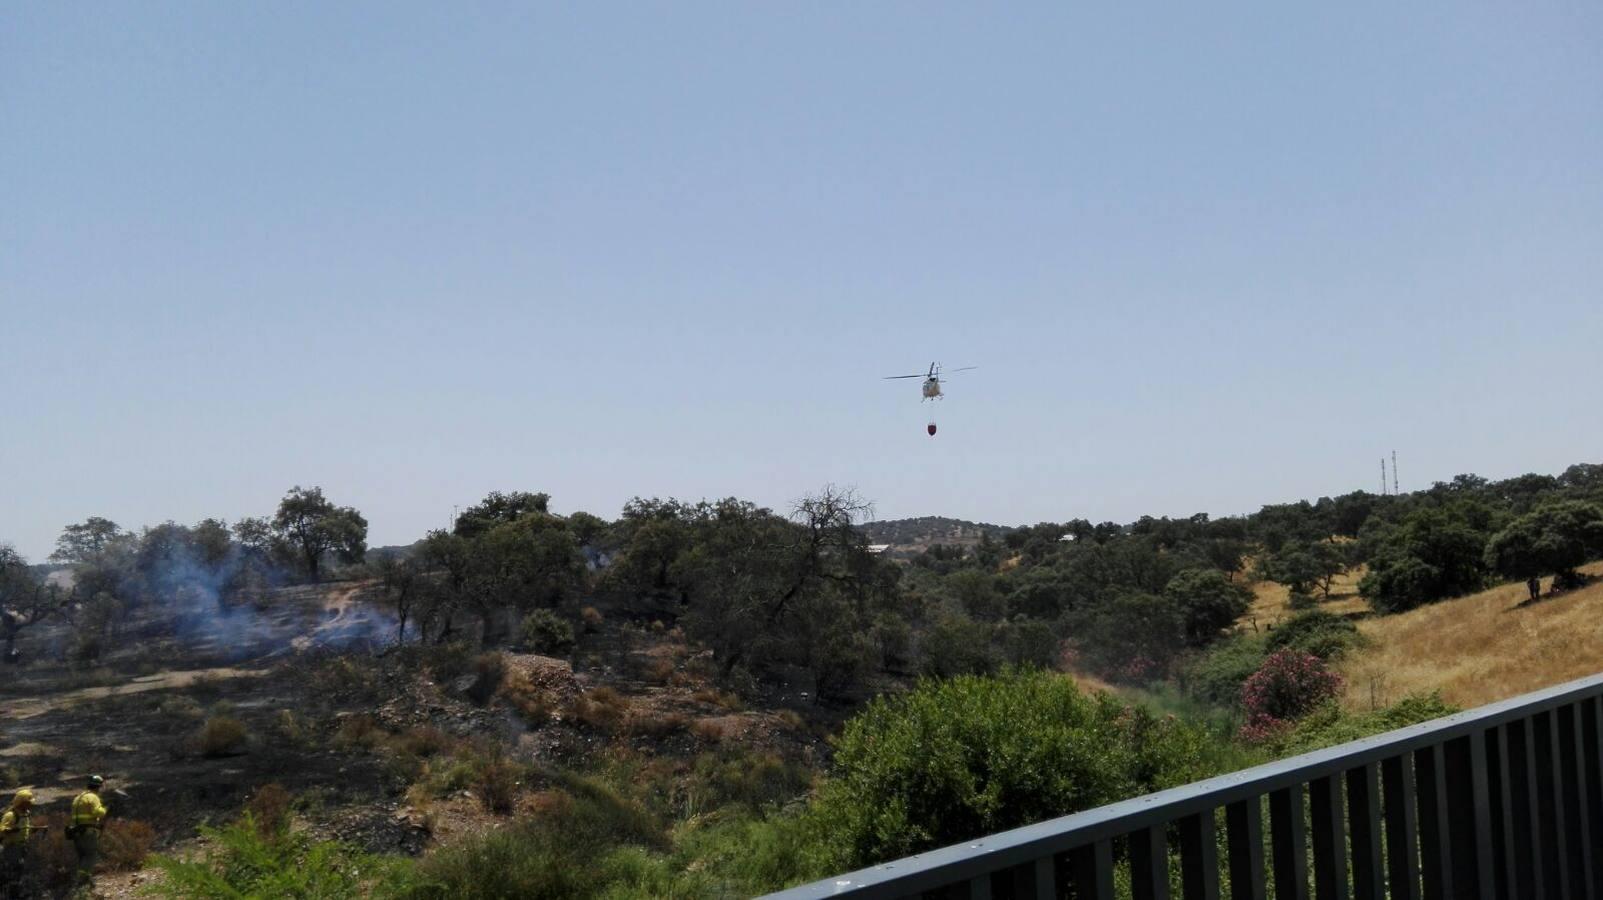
[2,463,1602,897]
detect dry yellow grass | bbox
[1065,671,1118,696]
[1242,567,1370,631]
[1337,563,1603,711]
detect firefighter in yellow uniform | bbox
[1,789,36,897]
[69,776,107,884]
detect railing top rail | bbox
[764,671,1603,899]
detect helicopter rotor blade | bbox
[883,374,927,379]
[946,366,978,374]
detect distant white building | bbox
[867,544,892,555]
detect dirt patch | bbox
[1,667,266,721]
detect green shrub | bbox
[918,615,1001,678]
[475,755,522,815]
[687,751,812,813]
[1164,568,1254,646]
[521,609,577,654]
[394,725,456,759]
[869,615,915,672]
[590,845,716,899]
[1069,591,1186,682]
[1359,506,1492,612]
[569,687,631,732]
[413,757,480,800]
[1267,609,1361,660]
[667,811,834,895]
[809,669,1220,867]
[197,716,248,757]
[1275,692,1459,756]
[403,817,597,899]
[150,814,409,899]
[273,709,314,748]
[996,618,1058,669]
[947,569,1005,621]
[334,714,385,751]
[1184,635,1267,709]
[400,776,665,899]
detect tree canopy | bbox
[272,486,368,581]
[1484,501,1603,582]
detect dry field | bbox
[1243,566,1370,629]
[1337,562,1603,711]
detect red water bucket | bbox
[927,423,937,436]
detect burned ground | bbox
[0,581,833,897]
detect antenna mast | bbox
[1392,450,1399,495]
[1381,458,1388,495]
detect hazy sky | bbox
[4,3,1601,560]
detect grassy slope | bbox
[1336,562,1603,711]
[1243,566,1370,626]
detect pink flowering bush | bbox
[1239,648,1342,742]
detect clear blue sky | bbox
[4,2,1601,560]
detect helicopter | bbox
[884,363,976,435]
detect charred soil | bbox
[0,582,834,896]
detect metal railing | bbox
[766,673,1603,900]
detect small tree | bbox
[947,569,1004,621]
[1,546,72,660]
[1308,540,1351,598]
[1256,542,1334,596]
[416,529,472,643]
[1071,591,1185,682]
[1164,568,1253,646]
[50,517,124,563]
[677,486,899,699]
[375,555,425,643]
[460,517,585,647]
[453,491,551,539]
[1484,501,1603,586]
[271,486,367,582]
[918,615,1001,678]
[69,591,122,665]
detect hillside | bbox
[1244,567,1370,626]
[0,582,833,897]
[858,516,1012,551]
[1234,558,1603,713]
[1336,562,1603,711]
[5,466,1599,896]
